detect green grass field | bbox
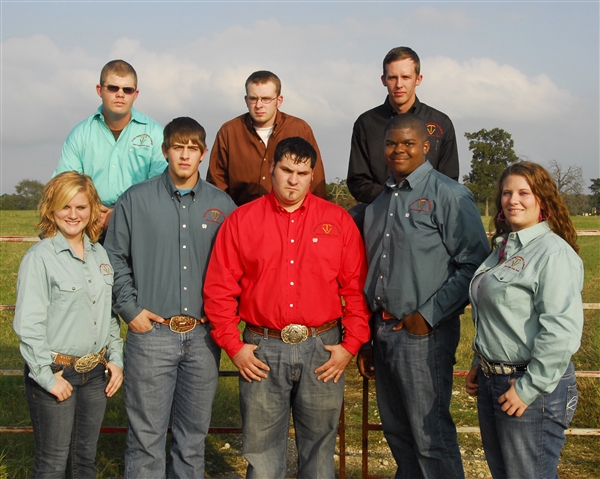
[1,212,598,478]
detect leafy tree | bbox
[547,160,584,196]
[589,178,600,212]
[0,179,45,210]
[326,178,358,210]
[462,128,519,216]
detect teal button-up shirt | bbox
[470,221,584,405]
[13,232,124,392]
[364,161,490,327]
[55,107,166,205]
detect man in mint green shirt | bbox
[54,60,165,231]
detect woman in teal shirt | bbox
[13,171,123,479]
[465,162,583,479]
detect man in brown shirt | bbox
[207,70,328,205]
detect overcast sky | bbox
[1,1,598,195]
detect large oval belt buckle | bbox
[74,353,101,373]
[281,324,309,344]
[170,315,197,334]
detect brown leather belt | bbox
[246,319,340,344]
[163,315,203,333]
[51,347,107,373]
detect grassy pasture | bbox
[0,212,598,478]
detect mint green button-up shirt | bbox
[55,107,166,205]
[13,232,124,392]
[470,221,584,405]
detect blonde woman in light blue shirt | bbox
[13,171,123,479]
[465,162,583,479]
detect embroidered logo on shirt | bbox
[204,208,225,224]
[313,223,340,236]
[99,263,113,276]
[131,134,153,147]
[409,198,432,214]
[426,122,443,139]
[503,256,526,272]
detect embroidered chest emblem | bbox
[204,208,225,224]
[504,256,526,272]
[99,263,113,276]
[131,134,153,147]
[322,223,333,234]
[409,198,432,214]
[426,122,443,139]
[312,222,340,236]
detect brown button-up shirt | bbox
[207,110,328,206]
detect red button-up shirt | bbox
[204,191,371,359]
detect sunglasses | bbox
[104,84,137,95]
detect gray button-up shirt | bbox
[364,161,490,327]
[105,169,236,323]
[13,232,123,392]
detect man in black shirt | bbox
[347,46,459,208]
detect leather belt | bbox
[51,347,107,373]
[478,353,528,379]
[246,319,340,344]
[163,315,203,333]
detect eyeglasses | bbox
[104,84,137,95]
[246,96,278,105]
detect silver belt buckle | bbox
[74,353,101,373]
[478,354,493,378]
[169,315,197,333]
[281,324,309,344]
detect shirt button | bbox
[380,275,383,279]
[94,321,97,325]
[182,205,186,208]
[184,307,188,311]
[290,260,294,264]
[183,266,187,269]
[290,304,293,308]
[386,234,390,237]
[184,287,187,291]
[390,213,394,216]
[405,213,410,217]
[92,301,96,305]
[291,239,294,243]
[182,245,187,249]
[72,287,76,290]
[291,220,294,223]
[262,176,266,180]
[395,193,398,196]
[377,296,381,300]
[88,280,92,283]
[182,224,187,228]
[290,282,294,286]
[383,255,387,258]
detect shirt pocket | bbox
[55,281,85,312]
[492,267,520,283]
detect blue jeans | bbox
[25,363,108,479]
[477,362,578,479]
[240,325,344,479]
[372,314,464,479]
[123,321,220,479]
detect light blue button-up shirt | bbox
[13,232,123,392]
[55,107,166,205]
[470,221,584,405]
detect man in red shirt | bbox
[204,137,371,479]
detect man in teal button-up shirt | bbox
[54,60,165,231]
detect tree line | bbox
[2,133,599,214]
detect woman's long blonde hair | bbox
[37,172,103,243]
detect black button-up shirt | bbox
[347,96,459,204]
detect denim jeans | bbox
[372,313,464,479]
[240,325,344,479]
[123,321,220,479]
[25,363,108,479]
[477,361,578,479]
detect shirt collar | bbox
[266,189,311,215]
[384,160,432,190]
[244,110,282,133]
[160,168,201,198]
[383,95,422,116]
[52,230,93,255]
[507,221,552,247]
[94,106,145,125]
